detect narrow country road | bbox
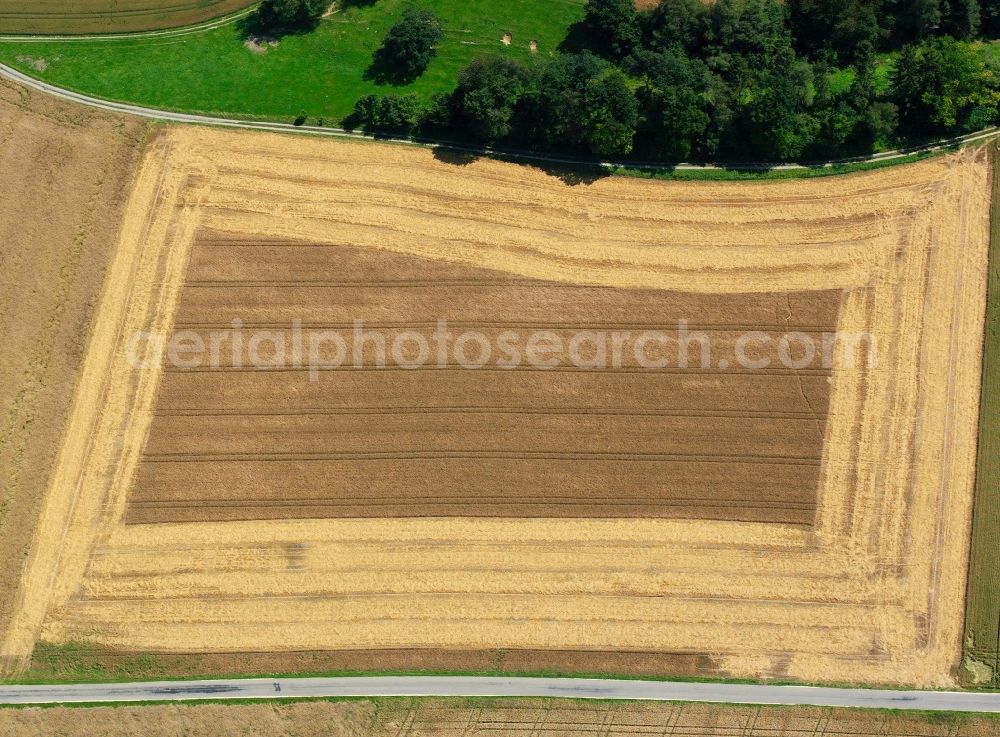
[2,676,1000,710]
[0,61,997,172]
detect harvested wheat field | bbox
[4,698,1000,737]
[0,126,989,688]
[0,78,146,660]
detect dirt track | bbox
[3,128,990,688]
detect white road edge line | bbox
[1,61,998,172]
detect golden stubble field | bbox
[5,699,1000,737]
[0,78,146,652]
[0,126,990,687]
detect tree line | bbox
[256,0,1000,162]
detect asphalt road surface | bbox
[1,676,1000,710]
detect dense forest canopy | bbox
[345,0,1000,162]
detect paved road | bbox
[1,61,998,172]
[1,676,1000,710]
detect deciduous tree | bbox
[371,9,444,83]
[584,0,642,59]
[892,36,1000,132]
[582,68,639,156]
[452,57,532,144]
[353,94,422,133]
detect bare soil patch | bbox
[244,35,279,54]
[14,55,48,72]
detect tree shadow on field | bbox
[364,47,423,86]
[433,146,611,186]
[339,0,378,7]
[557,20,598,54]
[527,161,611,186]
[342,112,367,133]
[432,146,480,166]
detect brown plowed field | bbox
[2,127,989,688]
[0,0,255,34]
[128,237,838,524]
[155,369,831,413]
[7,698,1000,737]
